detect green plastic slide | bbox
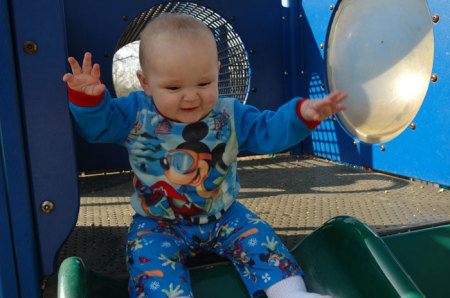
[58,216,433,298]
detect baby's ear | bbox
[136,71,151,96]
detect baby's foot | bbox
[296,293,332,298]
[265,275,332,298]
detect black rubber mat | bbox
[44,155,449,297]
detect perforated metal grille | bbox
[115,2,251,103]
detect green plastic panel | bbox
[58,216,428,298]
[58,257,128,298]
[190,264,249,298]
[290,216,424,298]
[383,225,450,298]
[58,257,88,298]
[58,257,248,298]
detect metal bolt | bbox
[432,14,439,23]
[282,16,287,20]
[380,145,386,152]
[230,16,236,22]
[431,74,438,82]
[23,41,38,55]
[332,117,337,123]
[320,43,324,50]
[299,14,303,19]
[330,5,334,10]
[284,71,289,76]
[251,87,257,93]
[300,70,305,75]
[41,200,55,214]
[122,15,129,21]
[410,122,416,130]
[353,140,358,146]
[321,83,325,89]
[249,49,256,55]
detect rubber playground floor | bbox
[43,155,450,297]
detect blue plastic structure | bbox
[0,1,448,297]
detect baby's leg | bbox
[213,202,330,298]
[126,216,192,298]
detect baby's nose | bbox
[182,88,198,101]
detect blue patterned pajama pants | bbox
[126,201,303,297]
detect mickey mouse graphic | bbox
[136,121,237,221]
[259,241,300,279]
[161,122,215,189]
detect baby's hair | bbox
[139,13,216,71]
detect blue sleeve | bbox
[234,98,312,154]
[69,89,140,144]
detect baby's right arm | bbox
[62,52,106,96]
[63,52,137,144]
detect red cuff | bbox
[67,85,104,107]
[296,98,321,130]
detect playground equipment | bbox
[0,0,448,297]
[58,216,450,297]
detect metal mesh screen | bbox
[115,2,251,103]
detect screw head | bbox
[41,200,55,214]
[380,145,386,152]
[23,41,38,55]
[410,122,416,130]
[330,5,334,10]
[432,14,439,23]
[431,74,438,82]
[320,43,324,50]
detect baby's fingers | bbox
[94,83,106,94]
[336,91,348,104]
[328,90,348,104]
[82,52,93,74]
[335,105,348,113]
[62,73,74,83]
[67,57,82,75]
[92,63,101,81]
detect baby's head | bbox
[137,13,220,123]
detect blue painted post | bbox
[0,1,41,297]
[10,0,80,277]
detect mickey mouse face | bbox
[162,149,212,175]
[161,122,212,186]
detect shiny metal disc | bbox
[327,0,434,144]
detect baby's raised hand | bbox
[301,90,348,122]
[62,52,105,96]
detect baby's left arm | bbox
[300,90,348,122]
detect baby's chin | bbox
[176,110,211,124]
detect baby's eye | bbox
[167,86,180,91]
[198,82,211,87]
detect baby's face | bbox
[139,32,219,123]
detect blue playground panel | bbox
[298,0,450,187]
[0,0,448,297]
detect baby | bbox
[63,13,346,298]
